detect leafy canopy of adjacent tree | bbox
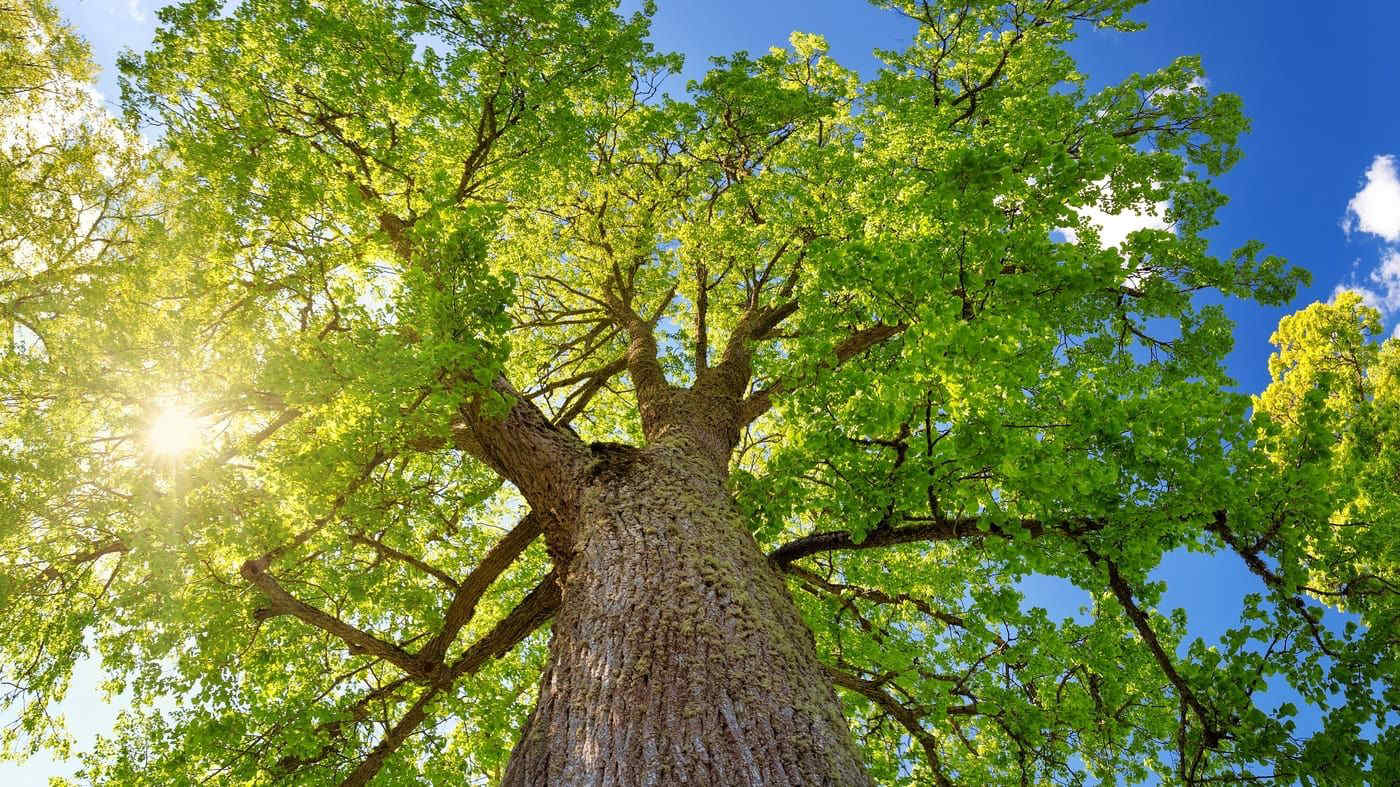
[1,0,1397,783]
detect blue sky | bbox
[6,0,1398,782]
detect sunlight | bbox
[147,404,201,456]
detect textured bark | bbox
[503,437,872,786]
[454,376,590,569]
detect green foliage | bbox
[1,0,1395,783]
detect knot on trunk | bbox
[587,441,642,484]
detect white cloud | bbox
[1344,154,1400,243]
[1063,201,1172,249]
[1055,182,1173,290]
[126,0,146,22]
[1334,155,1400,334]
[1057,178,1172,249]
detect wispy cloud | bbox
[126,0,146,23]
[1369,248,1400,312]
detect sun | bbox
[148,405,202,456]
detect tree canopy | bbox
[1,0,1396,783]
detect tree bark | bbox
[502,437,871,786]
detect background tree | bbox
[2,0,1396,784]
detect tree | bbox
[2,0,1396,783]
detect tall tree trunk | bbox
[503,439,871,786]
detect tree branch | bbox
[274,677,413,774]
[240,559,436,680]
[825,665,955,787]
[610,289,677,435]
[1081,546,1223,749]
[552,356,628,427]
[698,299,801,403]
[252,449,391,568]
[417,512,545,665]
[452,376,589,511]
[1205,512,1346,659]
[782,563,1000,643]
[695,262,710,372]
[339,573,561,786]
[741,320,907,424]
[350,532,460,591]
[768,515,1056,566]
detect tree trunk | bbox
[503,438,871,786]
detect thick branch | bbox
[240,559,435,680]
[277,549,556,779]
[1082,546,1222,748]
[417,512,545,664]
[695,262,710,372]
[622,314,669,402]
[768,516,1054,566]
[30,538,129,592]
[607,286,678,436]
[453,376,589,510]
[339,574,561,787]
[65,539,128,565]
[825,665,954,787]
[441,572,560,680]
[213,407,300,466]
[700,299,800,402]
[339,682,438,787]
[741,320,907,424]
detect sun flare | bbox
[148,405,201,456]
